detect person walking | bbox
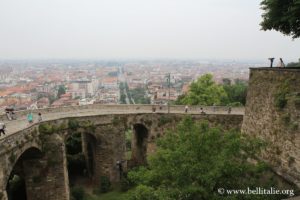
[38,113,42,122]
[27,112,33,124]
[11,111,17,120]
[0,122,6,136]
[152,105,156,113]
[116,160,125,180]
[212,103,216,112]
[200,107,206,114]
[6,111,12,121]
[228,106,232,114]
[185,105,188,113]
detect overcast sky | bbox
[0,0,299,62]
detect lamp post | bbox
[166,73,171,113]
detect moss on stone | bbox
[158,115,172,127]
[9,152,16,163]
[68,119,79,130]
[112,116,121,126]
[80,120,96,132]
[274,79,292,110]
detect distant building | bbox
[101,77,118,89]
[71,78,98,99]
[37,97,50,108]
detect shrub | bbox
[39,124,54,135]
[125,185,159,200]
[157,116,172,127]
[100,176,111,193]
[120,173,133,192]
[71,186,85,200]
[274,93,287,110]
[68,119,79,130]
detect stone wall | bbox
[0,125,70,200]
[0,104,244,122]
[242,68,300,187]
[0,112,243,200]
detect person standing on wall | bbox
[0,122,6,136]
[38,113,42,122]
[185,105,189,113]
[27,112,33,124]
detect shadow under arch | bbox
[131,123,149,166]
[84,132,97,179]
[6,147,43,200]
[65,131,86,179]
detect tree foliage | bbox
[260,0,300,38]
[222,79,248,106]
[176,75,247,106]
[125,117,293,200]
[130,87,151,104]
[119,82,127,104]
[178,74,227,106]
[287,59,300,68]
[57,85,66,99]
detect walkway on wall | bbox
[0,105,244,140]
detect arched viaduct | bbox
[0,105,244,200]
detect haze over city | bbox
[0,0,300,62]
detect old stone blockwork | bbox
[242,68,300,187]
[0,124,70,200]
[0,113,242,200]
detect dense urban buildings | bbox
[0,60,261,111]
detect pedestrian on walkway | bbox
[152,105,156,113]
[200,107,206,114]
[27,112,33,124]
[185,105,188,113]
[0,122,6,136]
[38,113,42,122]
[116,160,125,180]
[228,106,232,114]
[6,111,11,121]
[212,103,216,112]
[11,111,17,120]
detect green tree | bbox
[125,117,294,200]
[287,59,300,68]
[178,74,228,106]
[129,87,151,104]
[222,79,248,106]
[57,85,66,99]
[260,0,300,38]
[108,71,119,77]
[175,94,186,105]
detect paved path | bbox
[0,106,244,140]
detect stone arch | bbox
[3,133,70,200]
[131,123,149,166]
[5,146,43,200]
[64,130,85,177]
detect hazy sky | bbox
[0,0,299,62]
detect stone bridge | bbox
[0,104,244,200]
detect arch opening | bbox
[85,133,96,178]
[6,147,43,200]
[65,132,86,184]
[131,124,149,166]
